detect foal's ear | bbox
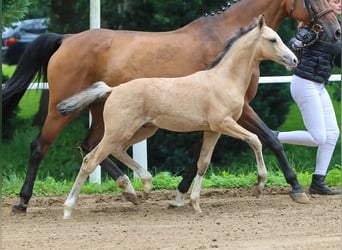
[257,14,265,30]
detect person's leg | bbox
[310,86,341,195]
[277,76,340,195]
[278,76,326,146]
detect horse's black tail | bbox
[2,32,64,125]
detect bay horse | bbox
[2,0,340,213]
[59,15,298,218]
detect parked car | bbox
[2,18,48,65]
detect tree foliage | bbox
[2,0,32,28]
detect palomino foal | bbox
[58,15,297,219]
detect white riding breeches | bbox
[278,75,339,175]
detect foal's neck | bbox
[212,34,259,91]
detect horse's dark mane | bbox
[208,21,257,69]
[204,0,241,17]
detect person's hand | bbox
[289,38,303,50]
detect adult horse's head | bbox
[256,15,298,70]
[286,0,341,42]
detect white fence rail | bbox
[26,74,341,90]
[18,74,341,183]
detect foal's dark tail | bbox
[2,33,64,125]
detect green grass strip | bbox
[2,168,340,197]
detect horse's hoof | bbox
[122,192,139,205]
[289,191,309,204]
[12,204,27,214]
[168,200,184,208]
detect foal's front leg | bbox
[219,117,268,195]
[237,103,308,203]
[189,131,220,212]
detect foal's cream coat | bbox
[60,16,297,218]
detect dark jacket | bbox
[289,28,341,84]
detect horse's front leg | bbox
[237,103,309,204]
[189,131,220,213]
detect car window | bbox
[21,19,48,34]
[21,27,48,34]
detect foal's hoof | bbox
[252,185,263,198]
[190,199,202,213]
[141,190,150,200]
[168,200,185,208]
[122,192,139,205]
[63,208,73,219]
[289,191,309,204]
[12,204,27,214]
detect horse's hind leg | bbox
[13,111,77,213]
[237,104,308,203]
[189,131,220,212]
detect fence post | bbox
[133,141,148,178]
[87,0,149,182]
[88,0,102,184]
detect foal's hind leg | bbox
[64,126,156,219]
[121,124,158,200]
[64,141,115,219]
[237,104,308,203]
[83,106,138,204]
[111,144,153,200]
[189,131,220,212]
[171,138,203,208]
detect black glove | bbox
[289,37,304,50]
[295,27,318,46]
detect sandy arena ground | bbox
[2,187,341,249]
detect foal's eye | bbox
[269,38,277,43]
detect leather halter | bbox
[289,0,334,24]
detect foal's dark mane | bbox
[208,21,257,69]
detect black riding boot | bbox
[309,174,341,195]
